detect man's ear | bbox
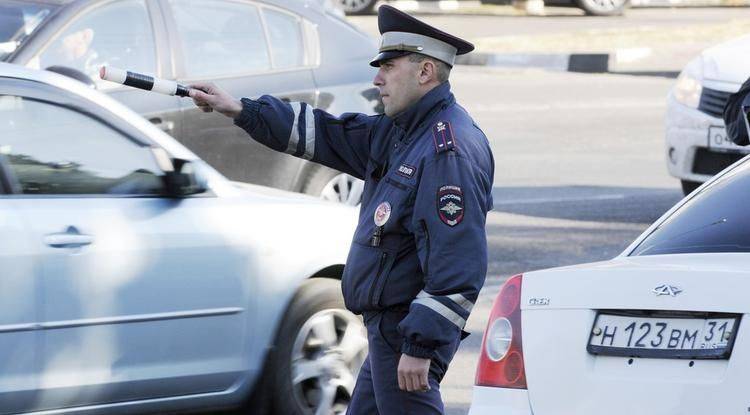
[418,60,436,85]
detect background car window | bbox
[631,160,750,256]
[0,96,165,195]
[0,1,59,62]
[37,0,156,90]
[168,0,270,78]
[263,8,304,69]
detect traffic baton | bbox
[99,66,190,97]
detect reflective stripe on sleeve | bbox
[303,104,316,160]
[416,290,474,314]
[412,297,466,329]
[286,102,302,155]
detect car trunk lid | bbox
[520,253,750,415]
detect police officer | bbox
[724,76,750,146]
[189,6,494,414]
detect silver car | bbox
[1,0,377,205]
[0,62,367,415]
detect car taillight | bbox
[475,274,526,389]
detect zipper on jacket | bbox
[421,220,430,277]
[368,252,388,306]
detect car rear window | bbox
[0,1,59,61]
[630,157,750,256]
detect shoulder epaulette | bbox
[432,120,457,154]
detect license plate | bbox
[587,311,740,359]
[707,126,749,153]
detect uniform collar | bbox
[392,81,453,138]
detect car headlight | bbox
[673,57,704,109]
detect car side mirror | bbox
[163,158,208,198]
[150,147,207,198]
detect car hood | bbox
[702,34,750,85]
[225,180,359,234]
[230,181,320,202]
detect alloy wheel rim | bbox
[291,309,368,415]
[320,173,364,206]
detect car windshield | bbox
[0,1,59,61]
[631,157,750,256]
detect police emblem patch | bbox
[437,185,464,227]
[374,202,392,227]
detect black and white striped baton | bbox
[99,66,190,97]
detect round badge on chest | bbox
[374,202,391,227]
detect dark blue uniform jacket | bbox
[234,82,494,359]
[724,76,750,146]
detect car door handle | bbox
[149,117,175,132]
[44,226,93,249]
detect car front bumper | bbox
[665,92,749,184]
[468,386,533,415]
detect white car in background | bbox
[469,147,750,414]
[666,34,750,195]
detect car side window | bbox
[36,0,156,90]
[0,95,165,196]
[168,0,270,78]
[262,8,304,69]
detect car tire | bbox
[339,0,377,15]
[681,179,702,196]
[268,278,368,415]
[573,0,629,15]
[302,165,364,206]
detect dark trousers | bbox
[347,309,460,415]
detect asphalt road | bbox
[439,65,683,413]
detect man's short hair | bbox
[409,53,451,83]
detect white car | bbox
[666,34,750,195]
[470,150,750,413]
[0,62,365,415]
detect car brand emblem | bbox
[652,284,683,297]
[374,202,391,227]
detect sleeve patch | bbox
[437,185,464,227]
[432,121,457,153]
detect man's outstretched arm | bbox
[189,82,381,179]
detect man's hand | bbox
[397,354,431,392]
[188,81,243,119]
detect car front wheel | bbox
[303,165,364,206]
[269,279,368,415]
[574,0,629,15]
[681,179,702,196]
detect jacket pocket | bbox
[341,242,396,312]
[421,220,431,277]
[384,177,412,192]
[367,251,397,308]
